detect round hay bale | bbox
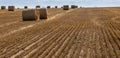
[24,6,28,9]
[36,6,40,9]
[1,6,6,10]
[22,9,38,21]
[71,5,76,9]
[47,6,51,8]
[63,5,69,10]
[80,7,82,8]
[8,6,15,11]
[75,6,78,8]
[40,8,47,19]
[71,5,78,9]
[55,6,57,8]
[17,8,20,9]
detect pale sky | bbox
[0,0,120,8]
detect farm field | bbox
[0,8,120,58]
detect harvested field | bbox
[0,8,120,58]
